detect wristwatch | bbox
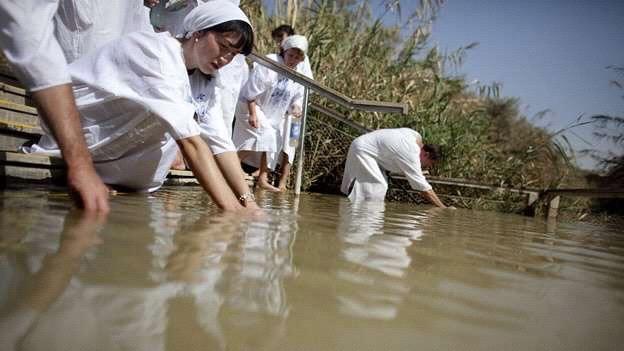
[238,191,255,204]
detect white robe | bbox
[54,0,152,63]
[150,0,203,35]
[187,54,248,155]
[25,31,200,192]
[240,55,313,170]
[340,128,432,201]
[266,55,313,169]
[233,53,304,161]
[0,1,71,91]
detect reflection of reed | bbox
[220,209,298,317]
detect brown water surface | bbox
[0,186,623,350]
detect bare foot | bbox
[171,151,186,170]
[258,180,281,192]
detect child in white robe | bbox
[340,128,449,208]
[233,35,309,191]
[25,1,258,211]
[240,25,314,189]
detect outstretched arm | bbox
[420,189,447,208]
[32,85,110,212]
[214,152,260,209]
[177,135,243,211]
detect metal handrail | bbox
[248,53,408,115]
[248,52,409,196]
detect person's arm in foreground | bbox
[32,85,110,212]
[214,152,260,209]
[0,1,109,212]
[177,136,243,211]
[420,189,447,208]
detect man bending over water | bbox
[341,128,450,208]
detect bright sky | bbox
[262,0,624,170]
[420,0,624,170]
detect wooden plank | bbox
[0,151,63,166]
[0,82,30,106]
[0,108,40,126]
[0,99,37,115]
[391,173,540,195]
[0,135,38,152]
[544,188,624,198]
[0,165,64,181]
[0,119,42,134]
[168,169,195,177]
[167,168,255,187]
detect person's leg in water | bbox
[277,151,291,191]
[257,152,281,192]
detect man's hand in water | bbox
[31,85,110,213]
[67,164,110,213]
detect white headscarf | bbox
[180,0,251,39]
[281,34,308,54]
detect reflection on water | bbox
[1,187,623,350]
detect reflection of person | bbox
[0,1,110,211]
[341,128,449,208]
[335,200,414,320]
[24,2,256,211]
[233,35,309,192]
[0,210,106,351]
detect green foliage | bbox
[244,0,579,205]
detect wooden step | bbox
[0,99,40,133]
[0,82,32,106]
[0,109,42,152]
[1,151,255,188]
[0,151,65,183]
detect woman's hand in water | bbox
[144,0,159,8]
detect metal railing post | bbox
[294,87,310,195]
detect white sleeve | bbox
[393,141,432,192]
[240,62,275,101]
[70,33,200,140]
[0,1,72,91]
[199,119,237,155]
[194,83,236,155]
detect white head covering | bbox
[281,34,308,54]
[180,0,251,39]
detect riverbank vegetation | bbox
[242,0,606,217]
[0,1,618,220]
